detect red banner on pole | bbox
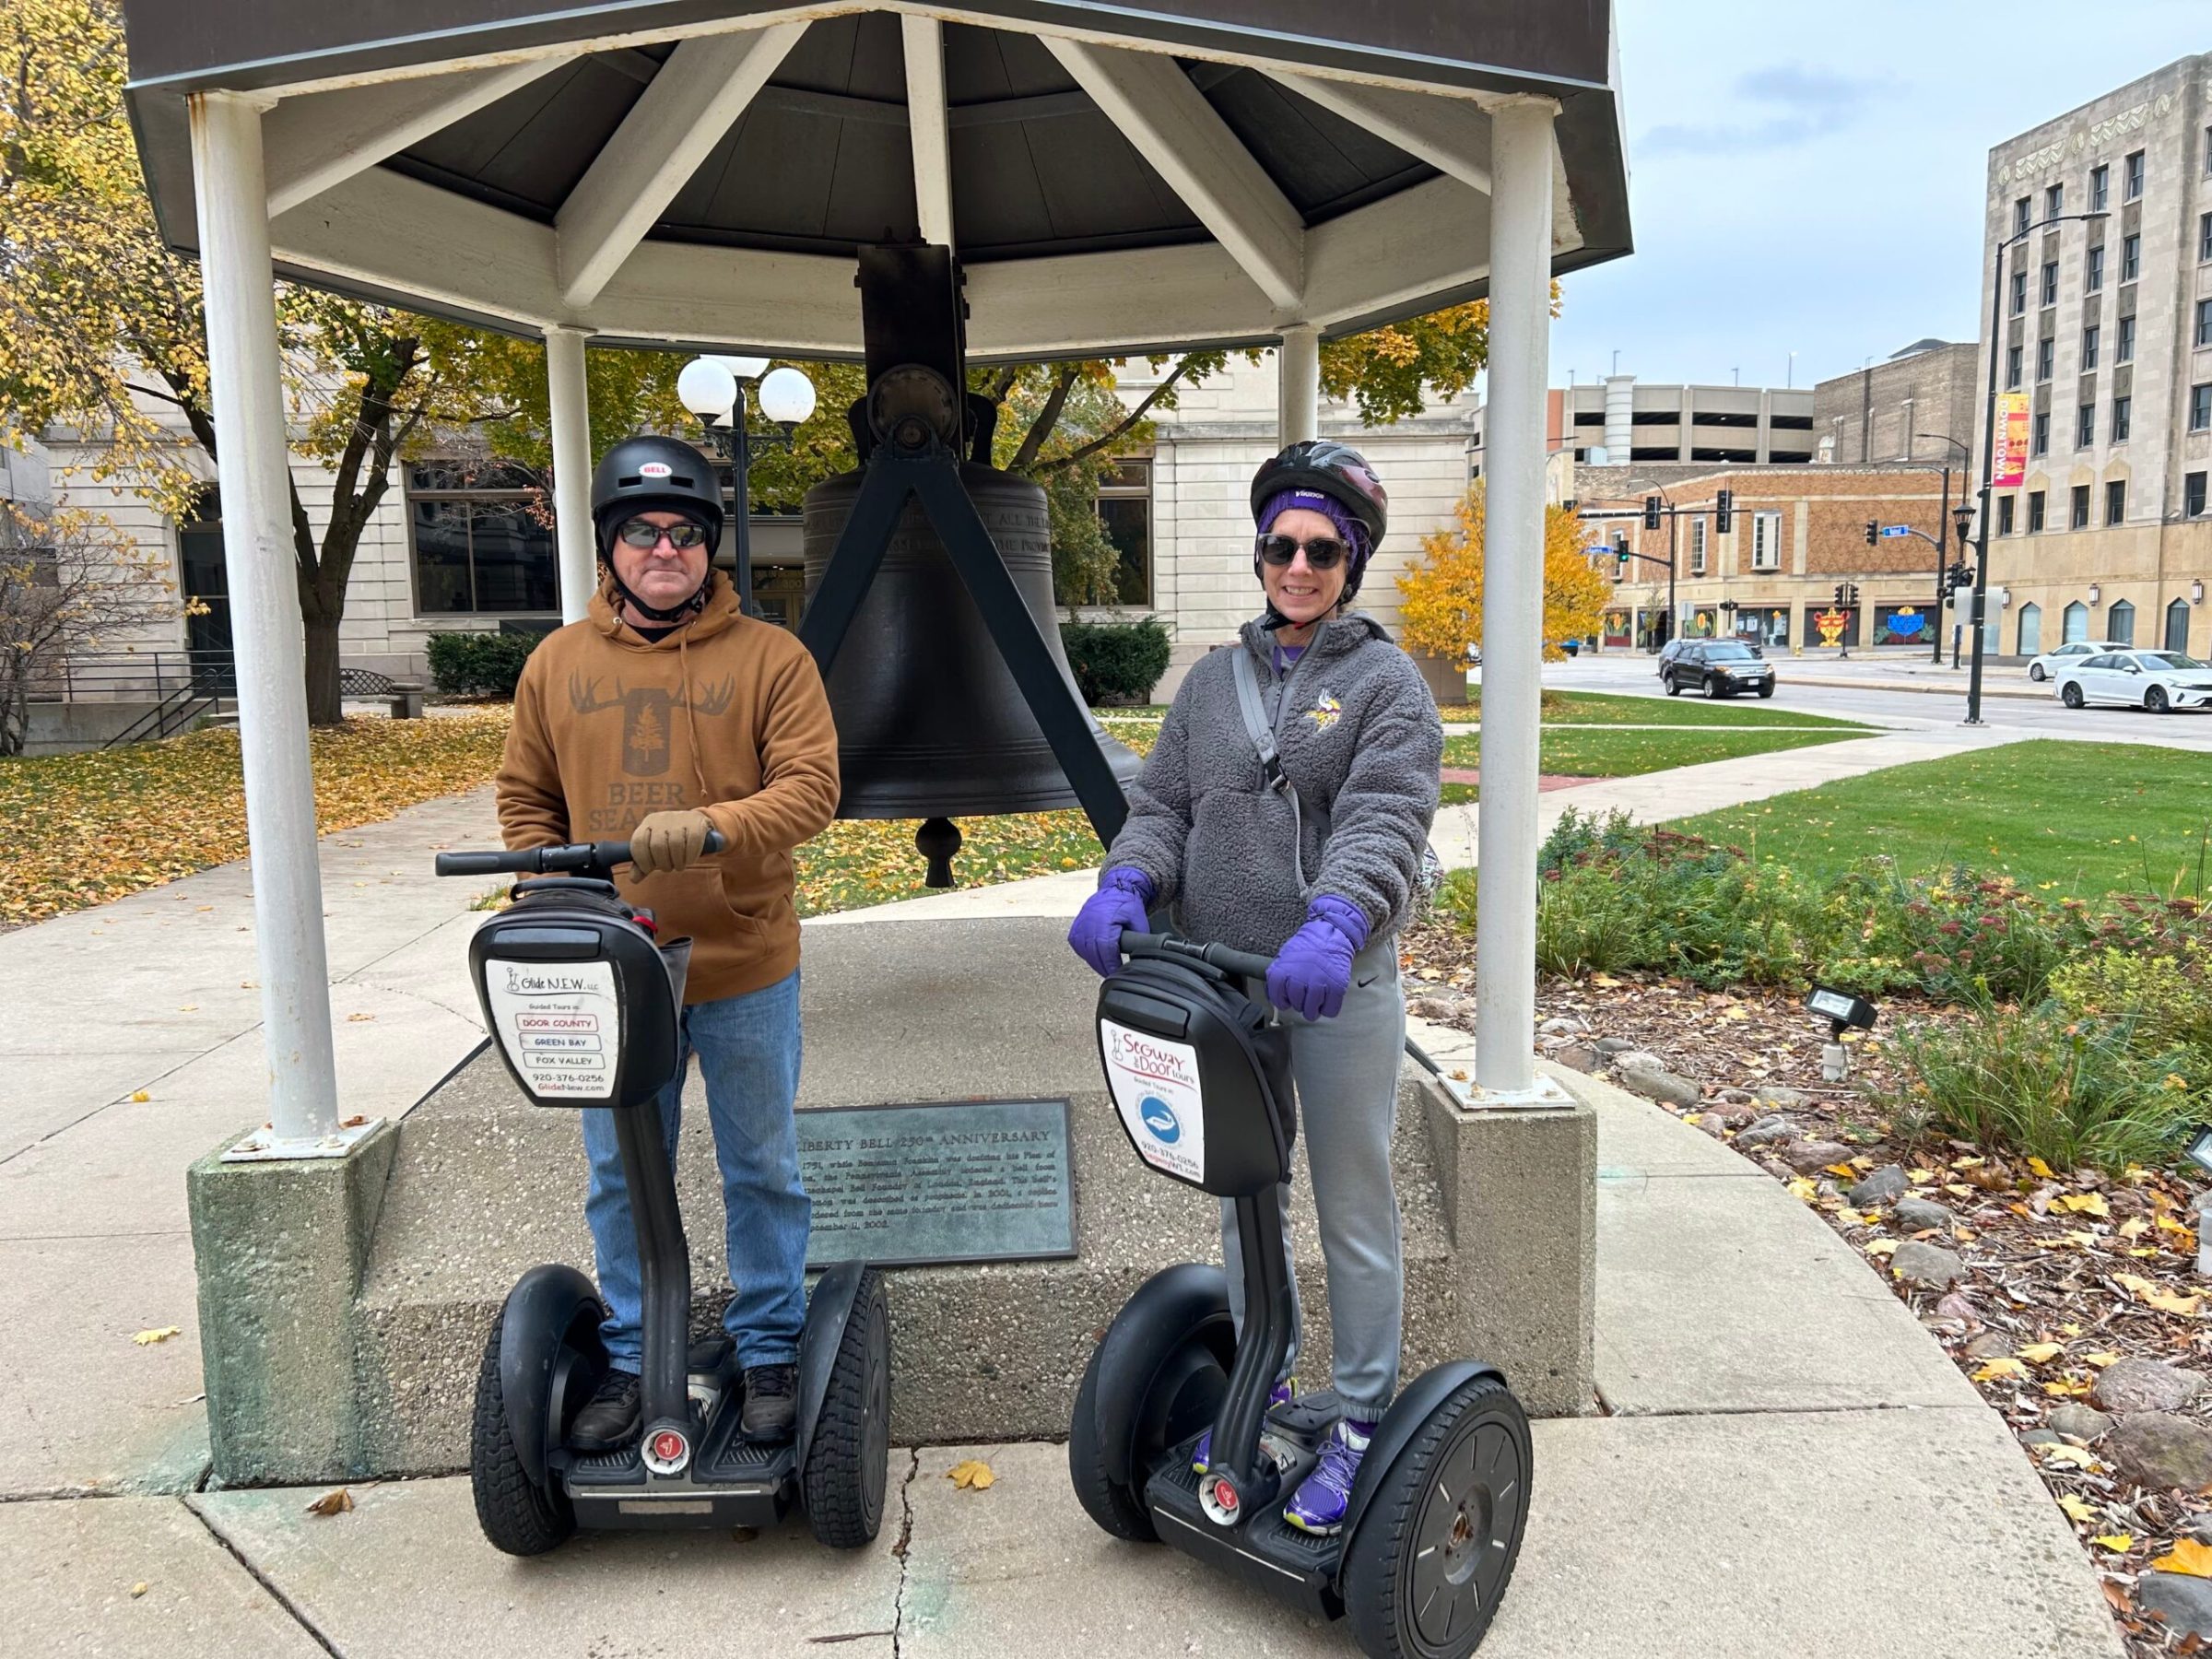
[1991,393,2030,488]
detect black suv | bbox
[1663,640,1775,699]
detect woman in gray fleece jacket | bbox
[1066,440,1444,1536]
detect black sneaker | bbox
[740,1363,798,1440]
[570,1369,641,1452]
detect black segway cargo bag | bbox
[1096,958,1295,1198]
[468,883,691,1111]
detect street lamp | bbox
[1908,425,1972,665]
[1967,210,2109,724]
[677,355,816,618]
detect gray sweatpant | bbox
[1220,937,1406,1421]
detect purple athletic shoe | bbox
[1192,1380,1296,1473]
[1284,1418,1374,1535]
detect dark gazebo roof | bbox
[123,2,1629,358]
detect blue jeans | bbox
[582,971,809,1373]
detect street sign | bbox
[1878,525,1912,538]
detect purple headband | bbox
[1257,488,1370,562]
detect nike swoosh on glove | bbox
[1067,867,1154,977]
[1265,895,1370,1021]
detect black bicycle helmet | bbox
[589,435,725,623]
[1250,440,1388,547]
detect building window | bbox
[2124,149,2145,200]
[2196,298,2212,347]
[2091,164,2109,211]
[2193,384,2212,432]
[2046,182,2065,218]
[2202,211,2212,262]
[1998,495,2017,535]
[2014,196,2032,236]
[2121,234,2140,282]
[2028,489,2047,533]
[2110,599,2136,645]
[406,462,558,615]
[2112,394,2131,442]
[1750,511,1781,571]
[2170,597,2193,654]
[2063,599,2089,642]
[2086,245,2105,291]
[2106,478,2126,525]
[2071,484,2091,528]
[1096,457,1153,605]
[2010,267,2029,314]
[2018,601,2042,655]
[2187,472,2207,518]
[2117,314,2136,362]
[2041,261,2059,306]
[2077,403,2096,448]
[2081,323,2100,368]
[2006,344,2023,389]
[2036,336,2054,381]
[2032,410,2050,456]
[1688,515,1708,575]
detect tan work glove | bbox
[629,809,713,877]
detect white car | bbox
[2027,640,2126,682]
[2055,650,2212,713]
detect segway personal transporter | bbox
[1071,932,1531,1659]
[434,835,891,1556]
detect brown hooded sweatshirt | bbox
[494,573,840,1004]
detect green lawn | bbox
[1437,725,1865,805]
[1453,687,1874,730]
[1670,738,2212,897]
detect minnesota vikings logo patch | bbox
[1306,692,1343,732]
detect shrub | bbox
[2051,947,2212,1090]
[1874,1000,2203,1174]
[1062,618,1171,705]
[426,630,545,698]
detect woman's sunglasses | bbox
[616,518,711,550]
[1255,533,1348,571]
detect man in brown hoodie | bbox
[495,434,839,1451]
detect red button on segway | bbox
[651,1430,687,1465]
[1212,1477,1239,1512]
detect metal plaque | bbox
[799,1098,1075,1269]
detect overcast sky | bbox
[1549,1,2209,392]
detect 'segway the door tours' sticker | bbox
[1100,1018,1206,1184]
[488,959,621,1100]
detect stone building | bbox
[1973,53,2212,657]
[1812,338,1981,471]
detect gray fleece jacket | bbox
[1106,612,1444,957]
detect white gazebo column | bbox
[189,91,340,1146]
[545,325,596,623]
[1473,98,1559,1099]
[1278,324,1320,444]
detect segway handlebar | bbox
[1117,929,1274,983]
[434,830,727,879]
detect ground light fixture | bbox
[2183,1125,2212,1180]
[1806,985,1878,1083]
[2184,1128,2212,1279]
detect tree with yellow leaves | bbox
[1396,482,1612,664]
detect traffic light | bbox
[1833,584,1845,606]
[1864,520,1879,547]
[1643,495,1663,531]
[1714,489,1732,534]
[1946,562,1972,595]
[1615,540,1630,579]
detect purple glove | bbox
[1068,867,1154,977]
[1265,896,1370,1021]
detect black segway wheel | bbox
[470,1308,576,1557]
[1068,1317,1232,1542]
[1343,1376,1532,1659]
[804,1266,891,1549]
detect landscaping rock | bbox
[1407,997,1460,1022]
[1963,1332,2014,1360]
[1538,1016,1584,1036]
[1615,1057,1701,1109]
[2179,1513,2212,1545]
[1751,1085,1808,1109]
[1553,1045,1599,1076]
[1933,1291,1980,1324]
[1781,1139,1852,1174]
[1848,1166,1909,1207]
[1889,1241,1965,1289]
[2048,1404,2113,1443]
[2103,1413,2212,1493]
[2093,1359,2207,1417]
[2137,1571,2212,1640]
[1735,1116,1796,1148]
[1692,1113,1729,1140]
[1894,1196,1956,1233]
[2019,1429,2064,1448]
[1593,1037,1636,1058]
[1708,1103,1757,1128]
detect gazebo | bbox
[120,2,1629,1146]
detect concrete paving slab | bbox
[4,1495,323,1657]
[0,1049,206,1160]
[0,1235,211,1497]
[189,1476,902,1658]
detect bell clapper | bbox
[917,818,963,888]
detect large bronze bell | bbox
[801,461,1143,824]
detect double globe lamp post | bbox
[676,355,818,618]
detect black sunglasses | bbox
[616,518,710,550]
[1255,533,1348,571]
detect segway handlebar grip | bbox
[1116,929,1274,982]
[434,829,727,878]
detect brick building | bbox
[1576,465,1959,653]
[1812,338,1980,470]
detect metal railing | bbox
[31,649,238,705]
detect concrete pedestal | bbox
[187,1122,397,1485]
